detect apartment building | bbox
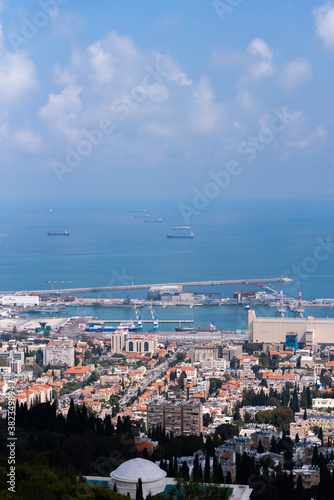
[147,403,203,436]
[43,342,75,367]
[125,336,157,355]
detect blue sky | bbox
[0,0,333,205]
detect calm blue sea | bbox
[1,197,334,330]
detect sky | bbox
[0,0,333,206]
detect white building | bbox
[43,342,75,367]
[125,336,157,355]
[108,458,167,499]
[249,310,334,345]
[313,398,334,410]
[109,331,127,354]
[2,295,39,307]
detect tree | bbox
[295,433,300,444]
[181,461,189,481]
[136,478,143,500]
[178,371,187,390]
[257,439,264,453]
[303,408,307,420]
[204,453,211,482]
[233,404,241,422]
[312,446,319,466]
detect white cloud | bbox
[39,85,83,140]
[246,38,275,81]
[13,129,42,152]
[279,58,312,90]
[316,124,327,138]
[247,38,273,61]
[313,2,334,51]
[0,52,37,103]
[286,123,327,149]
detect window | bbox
[129,341,134,352]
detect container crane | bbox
[133,305,143,331]
[295,290,305,318]
[148,305,159,332]
[275,290,286,318]
[46,281,74,296]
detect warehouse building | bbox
[249,310,334,345]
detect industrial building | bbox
[249,310,334,345]
[2,295,39,307]
[147,402,203,436]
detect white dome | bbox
[110,458,166,484]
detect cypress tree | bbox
[257,439,264,453]
[193,454,199,481]
[217,463,224,484]
[181,461,189,481]
[212,454,219,483]
[198,463,203,482]
[312,446,319,466]
[116,415,123,434]
[167,458,174,477]
[136,478,143,500]
[204,453,211,482]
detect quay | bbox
[17,277,292,295]
[93,319,194,324]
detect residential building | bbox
[147,402,203,436]
[125,336,157,355]
[43,342,75,367]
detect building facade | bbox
[147,403,203,436]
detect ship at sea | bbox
[135,215,150,218]
[47,231,70,236]
[144,218,163,223]
[173,226,191,230]
[167,230,194,238]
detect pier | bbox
[93,319,194,324]
[18,277,292,295]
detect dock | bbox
[93,319,194,324]
[17,277,292,295]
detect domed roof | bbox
[110,458,166,483]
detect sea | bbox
[1,196,334,332]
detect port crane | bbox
[132,305,143,331]
[295,290,305,318]
[275,290,286,318]
[46,281,74,296]
[148,305,159,332]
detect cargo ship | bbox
[173,226,191,230]
[47,231,70,236]
[167,231,194,238]
[144,219,163,222]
